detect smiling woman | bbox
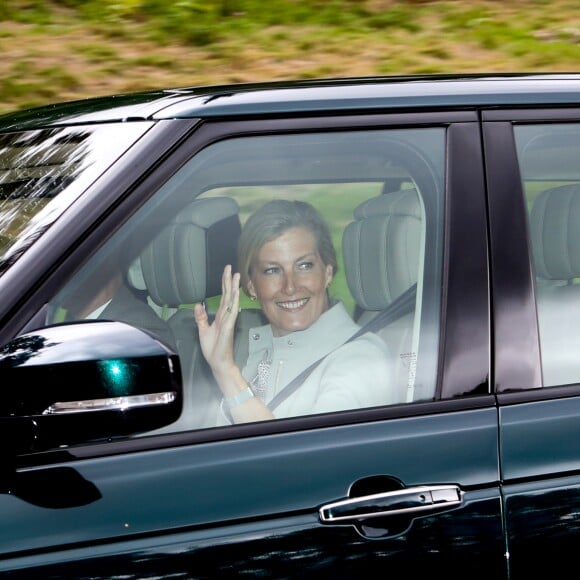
[194,199,394,424]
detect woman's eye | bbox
[298,261,314,271]
[263,266,279,275]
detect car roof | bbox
[1,72,580,130]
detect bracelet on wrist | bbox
[223,385,255,410]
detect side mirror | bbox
[0,321,182,453]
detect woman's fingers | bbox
[198,265,241,332]
[221,271,241,326]
[218,265,233,318]
[222,271,240,329]
[217,265,241,322]
[231,272,241,311]
[195,266,241,369]
[193,303,209,330]
[197,266,241,346]
[221,264,229,297]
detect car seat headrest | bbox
[530,184,580,282]
[140,197,241,307]
[342,189,422,311]
[126,258,147,291]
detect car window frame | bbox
[484,108,580,400]
[2,110,492,464]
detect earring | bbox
[250,295,257,301]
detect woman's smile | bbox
[276,297,309,311]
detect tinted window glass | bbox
[515,123,580,387]
[0,123,152,271]
[47,128,445,434]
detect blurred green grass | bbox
[0,0,579,113]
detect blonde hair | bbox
[238,200,337,295]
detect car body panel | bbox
[0,74,579,130]
[500,396,580,480]
[483,108,580,579]
[1,73,580,576]
[155,75,580,119]
[482,119,542,391]
[0,406,503,577]
[3,492,505,578]
[500,395,580,578]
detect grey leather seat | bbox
[530,183,580,386]
[126,257,178,321]
[342,189,423,403]
[97,279,177,350]
[140,196,242,430]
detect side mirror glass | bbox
[0,321,182,452]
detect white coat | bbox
[218,302,395,423]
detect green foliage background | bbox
[1,0,578,311]
[0,0,578,112]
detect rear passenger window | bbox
[515,123,580,387]
[48,128,446,432]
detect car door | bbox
[0,111,505,578]
[484,109,580,579]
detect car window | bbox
[515,123,580,387]
[0,123,153,272]
[46,127,445,434]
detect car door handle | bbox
[319,484,463,524]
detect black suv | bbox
[1,73,580,578]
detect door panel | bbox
[485,116,580,579]
[5,496,504,578]
[0,114,502,576]
[0,407,503,578]
[500,396,580,578]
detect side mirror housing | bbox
[0,321,182,452]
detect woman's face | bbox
[247,227,333,337]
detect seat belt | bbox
[268,283,417,413]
